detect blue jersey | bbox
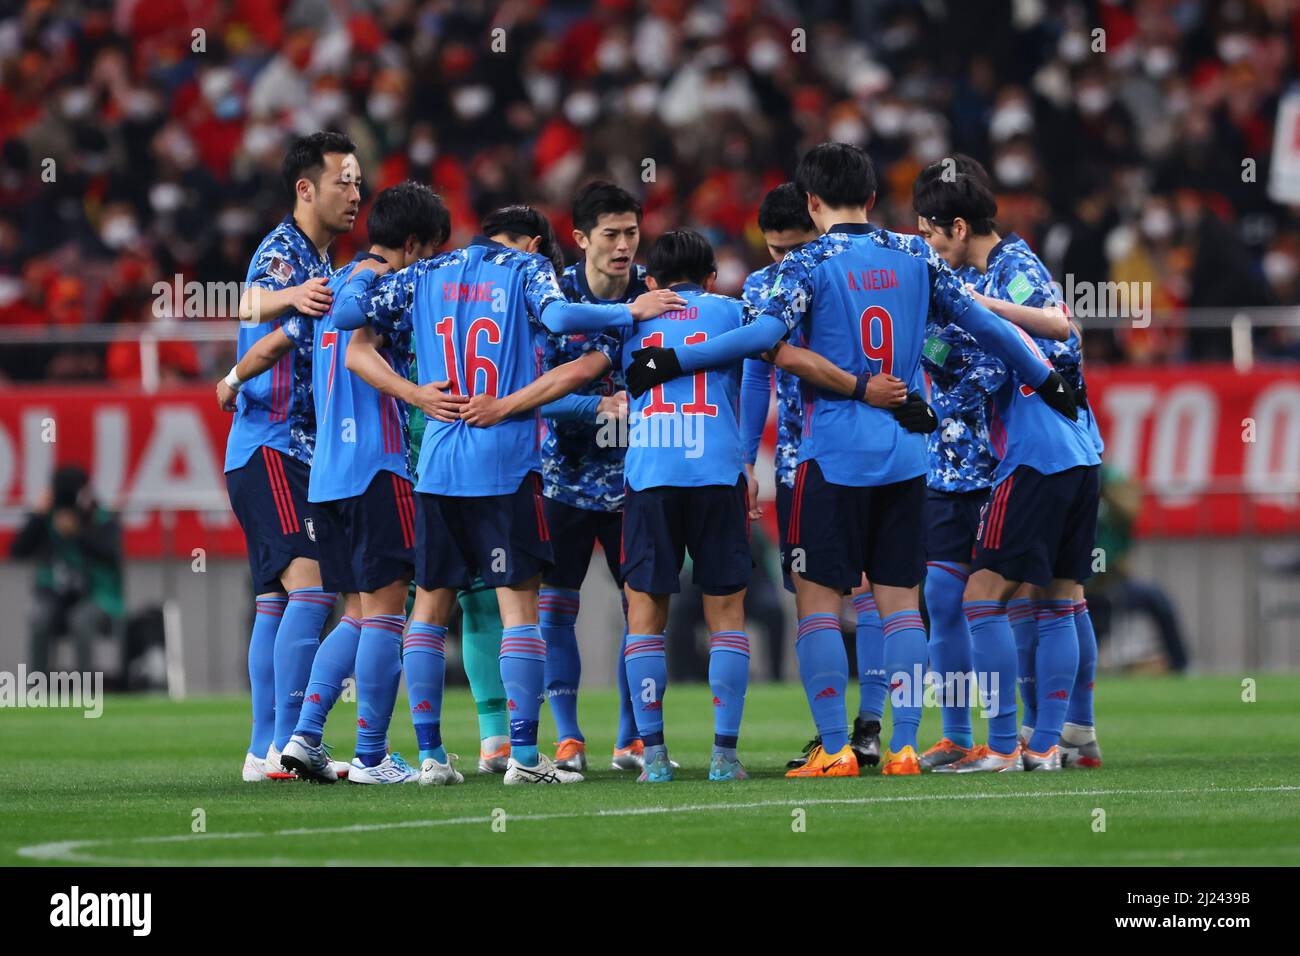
[742,263,804,489]
[539,261,648,512]
[922,320,1006,492]
[339,238,631,497]
[299,253,413,503]
[224,216,331,472]
[968,234,1101,479]
[618,285,745,491]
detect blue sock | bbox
[795,613,849,754]
[1028,600,1079,753]
[1066,600,1097,728]
[616,624,640,748]
[500,624,546,767]
[404,622,448,763]
[1009,598,1037,730]
[355,614,404,763]
[924,563,974,749]
[851,593,886,721]
[273,588,336,751]
[882,609,926,752]
[539,587,583,742]
[708,631,750,759]
[624,634,667,752]
[294,614,362,745]
[248,596,286,756]
[964,601,1019,755]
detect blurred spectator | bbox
[10,464,124,675]
[0,0,1294,382]
[1088,464,1189,672]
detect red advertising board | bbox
[1,365,1298,558]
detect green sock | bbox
[459,585,509,740]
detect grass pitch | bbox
[3,675,1299,866]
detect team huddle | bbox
[219,131,1105,786]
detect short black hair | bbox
[757,182,815,234]
[912,154,998,236]
[647,229,716,286]
[367,181,450,251]
[481,204,564,273]
[572,180,642,234]
[282,131,357,203]
[795,142,877,209]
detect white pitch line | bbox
[16,784,1300,866]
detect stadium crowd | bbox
[0,0,1297,382]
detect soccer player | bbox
[335,204,685,784]
[627,142,1077,778]
[737,183,895,770]
[218,131,359,782]
[909,158,1102,772]
[909,156,1071,771]
[269,182,461,785]
[537,181,649,773]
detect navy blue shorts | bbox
[226,446,316,594]
[542,497,622,590]
[925,487,991,564]
[972,464,1101,587]
[774,480,795,594]
[621,478,751,596]
[312,471,416,594]
[783,460,926,592]
[414,472,553,591]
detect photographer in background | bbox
[10,465,124,675]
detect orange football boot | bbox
[785,743,859,778]
[881,745,922,775]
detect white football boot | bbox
[503,752,584,784]
[279,734,339,783]
[419,753,465,786]
[242,752,270,781]
[347,752,420,784]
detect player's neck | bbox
[368,244,403,266]
[967,231,1001,274]
[584,259,628,301]
[814,205,869,234]
[292,210,335,257]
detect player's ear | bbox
[645,275,659,291]
[703,271,718,292]
[865,191,876,214]
[527,235,542,255]
[572,229,589,251]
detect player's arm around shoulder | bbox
[216,328,296,411]
[463,349,614,428]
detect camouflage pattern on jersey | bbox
[743,262,803,489]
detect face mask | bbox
[216,92,243,121]
[368,92,400,122]
[1144,47,1176,79]
[1033,62,1072,108]
[913,134,948,164]
[1059,31,1088,63]
[715,256,745,291]
[200,68,235,105]
[596,39,630,73]
[1218,34,1252,64]
[626,82,659,117]
[525,73,560,112]
[217,207,255,236]
[244,123,281,157]
[150,182,184,214]
[1263,251,1297,286]
[1077,86,1110,116]
[990,104,1033,142]
[124,89,159,121]
[101,216,139,250]
[409,138,436,166]
[830,118,867,146]
[1141,208,1174,241]
[564,91,600,126]
[995,154,1033,188]
[747,39,784,73]
[452,85,493,120]
[872,105,905,138]
[61,87,93,120]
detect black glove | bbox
[892,391,939,433]
[1036,369,1078,420]
[626,346,682,398]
